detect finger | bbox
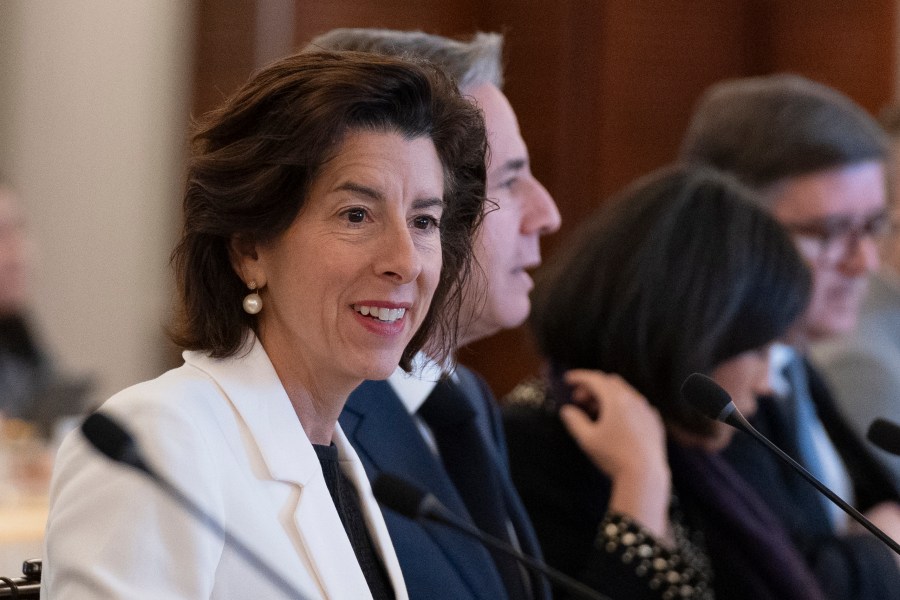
[559,404,597,441]
[563,380,603,419]
[569,384,594,406]
[566,369,622,411]
[563,369,607,387]
[564,370,605,401]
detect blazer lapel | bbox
[341,380,508,599]
[804,360,900,504]
[185,337,377,599]
[342,380,472,517]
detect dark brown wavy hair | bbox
[170,50,487,368]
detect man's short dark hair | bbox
[680,74,887,203]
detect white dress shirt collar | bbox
[387,352,446,415]
[768,342,796,399]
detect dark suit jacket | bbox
[722,359,900,600]
[340,365,549,600]
[812,272,900,491]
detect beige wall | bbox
[0,1,194,405]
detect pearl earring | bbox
[242,281,262,315]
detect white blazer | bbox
[43,335,408,599]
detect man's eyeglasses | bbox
[782,211,894,265]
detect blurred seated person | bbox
[812,105,900,491]
[681,74,900,597]
[503,166,825,599]
[0,178,92,438]
[43,50,487,599]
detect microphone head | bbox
[372,473,428,519]
[681,373,732,419]
[867,418,900,456]
[81,412,146,470]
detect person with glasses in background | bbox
[812,105,900,494]
[680,74,900,599]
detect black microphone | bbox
[80,412,310,599]
[81,411,150,471]
[0,559,40,598]
[372,473,611,600]
[868,418,900,456]
[681,373,900,556]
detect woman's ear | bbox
[229,234,265,287]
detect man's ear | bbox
[229,234,265,287]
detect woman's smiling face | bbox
[235,129,446,389]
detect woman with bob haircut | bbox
[503,165,826,599]
[43,50,487,599]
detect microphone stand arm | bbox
[421,502,612,600]
[734,413,900,556]
[112,458,311,599]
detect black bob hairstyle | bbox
[530,165,811,435]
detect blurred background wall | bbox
[0,0,896,405]
[0,1,193,405]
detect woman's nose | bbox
[377,226,423,283]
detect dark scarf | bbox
[669,443,827,600]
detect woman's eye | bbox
[344,208,367,223]
[412,215,439,230]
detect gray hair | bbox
[306,29,503,91]
[680,73,887,204]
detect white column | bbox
[0,1,195,405]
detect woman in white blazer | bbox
[43,50,488,599]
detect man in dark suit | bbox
[681,74,900,598]
[309,30,561,600]
[812,107,900,492]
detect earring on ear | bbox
[242,281,263,315]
